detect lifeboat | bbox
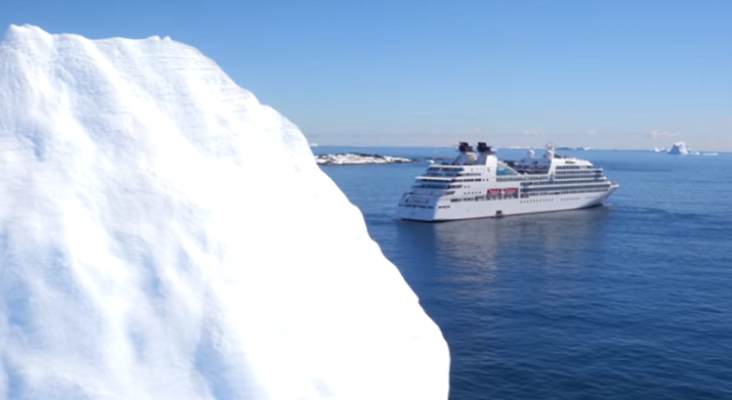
[488,189,501,195]
[504,188,517,194]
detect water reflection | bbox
[391,208,617,400]
[392,207,613,295]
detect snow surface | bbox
[315,153,414,165]
[0,25,449,400]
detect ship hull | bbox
[397,186,618,222]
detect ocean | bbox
[315,147,732,400]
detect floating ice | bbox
[668,141,708,156]
[315,153,414,165]
[0,24,449,399]
[668,141,691,155]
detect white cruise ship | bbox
[396,142,619,221]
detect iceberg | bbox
[0,25,449,399]
[668,141,690,155]
[668,141,704,156]
[315,153,414,165]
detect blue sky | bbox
[3,0,731,150]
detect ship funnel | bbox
[477,142,494,154]
[475,142,495,165]
[458,142,474,153]
[455,142,477,165]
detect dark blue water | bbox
[316,147,732,400]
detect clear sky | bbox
[3,0,731,150]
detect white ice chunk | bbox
[315,153,414,165]
[0,24,449,400]
[668,141,690,155]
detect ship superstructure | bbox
[396,142,619,221]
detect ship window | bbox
[496,161,519,176]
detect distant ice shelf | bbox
[315,153,415,165]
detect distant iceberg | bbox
[668,141,702,155]
[315,153,415,165]
[0,25,449,399]
[668,142,709,156]
[668,141,690,155]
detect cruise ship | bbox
[396,142,619,221]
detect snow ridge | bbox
[0,25,449,400]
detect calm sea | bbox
[315,147,732,400]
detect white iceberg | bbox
[668,141,704,156]
[315,153,414,165]
[0,25,449,399]
[669,141,690,155]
